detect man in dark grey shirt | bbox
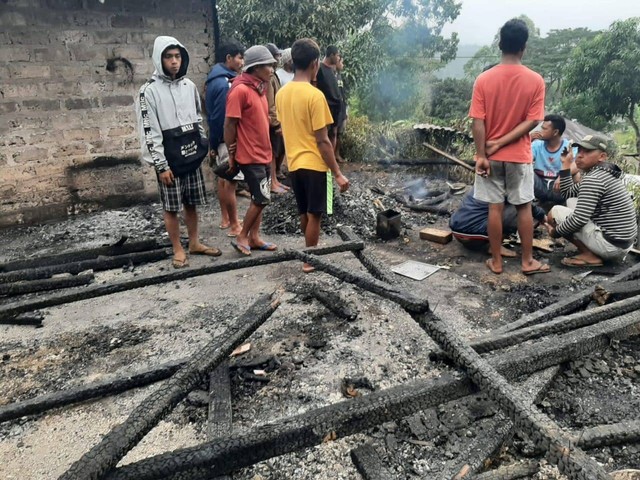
[314,45,342,147]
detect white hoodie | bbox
[136,36,206,173]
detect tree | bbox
[429,78,473,120]
[216,0,461,121]
[564,18,640,153]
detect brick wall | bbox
[0,0,213,227]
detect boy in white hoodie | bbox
[137,36,221,268]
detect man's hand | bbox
[275,127,283,136]
[553,177,561,192]
[530,130,543,141]
[208,149,218,168]
[485,140,501,157]
[475,155,490,178]
[335,173,349,192]
[544,223,557,238]
[159,170,174,186]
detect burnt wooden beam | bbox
[0,241,362,322]
[59,291,281,480]
[577,420,640,450]
[337,226,397,284]
[473,460,540,479]
[288,280,359,321]
[593,281,640,306]
[0,272,94,297]
[0,238,162,273]
[0,249,170,284]
[350,443,395,480]
[207,361,233,480]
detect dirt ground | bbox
[0,163,638,479]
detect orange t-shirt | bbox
[469,64,545,163]
[225,74,272,165]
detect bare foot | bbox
[486,258,502,274]
[227,223,242,237]
[500,246,517,258]
[522,259,551,275]
[302,263,316,273]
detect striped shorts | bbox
[157,166,207,212]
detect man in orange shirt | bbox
[470,18,548,275]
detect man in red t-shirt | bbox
[224,45,278,256]
[469,18,549,275]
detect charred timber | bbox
[0,238,162,273]
[0,241,362,321]
[0,358,186,423]
[0,312,43,326]
[593,281,640,306]
[487,260,640,335]
[577,421,640,449]
[286,253,612,479]
[469,294,640,354]
[207,362,232,480]
[337,227,396,284]
[0,273,94,297]
[444,367,559,479]
[287,250,428,314]
[0,249,170,284]
[473,460,540,480]
[290,280,359,321]
[59,291,281,480]
[350,444,395,480]
[104,310,640,480]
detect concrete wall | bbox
[0,0,212,227]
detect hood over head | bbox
[152,36,190,80]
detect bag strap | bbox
[139,79,165,171]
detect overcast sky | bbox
[442,0,640,45]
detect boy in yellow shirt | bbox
[276,38,349,272]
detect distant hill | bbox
[435,44,482,80]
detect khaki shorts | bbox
[551,201,631,260]
[216,143,244,181]
[474,161,534,205]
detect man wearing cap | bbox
[224,45,278,256]
[137,36,221,269]
[264,43,288,194]
[276,48,294,86]
[545,135,638,266]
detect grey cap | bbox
[265,43,281,58]
[243,45,276,72]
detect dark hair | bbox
[215,39,245,64]
[544,114,566,135]
[292,38,320,71]
[499,19,529,54]
[325,45,339,58]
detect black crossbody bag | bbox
[140,80,208,177]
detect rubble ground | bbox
[0,163,638,479]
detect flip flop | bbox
[231,240,251,256]
[522,262,551,275]
[189,245,222,257]
[252,242,277,251]
[172,256,189,269]
[561,256,603,268]
[219,224,230,230]
[485,258,502,274]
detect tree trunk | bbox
[626,105,640,155]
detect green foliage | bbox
[217,0,462,121]
[564,18,640,153]
[429,78,473,120]
[555,92,611,131]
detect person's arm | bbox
[553,176,605,237]
[266,76,281,130]
[137,87,173,185]
[485,120,540,156]
[223,117,239,168]
[314,126,348,192]
[471,118,490,177]
[194,84,207,141]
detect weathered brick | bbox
[12,147,48,164]
[8,64,51,79]
[0,135,26,147]
[65,97,100,110]
[102,95,134,107]
[52,143,89,158]
[0,11,27,27]
[144,16,174,28]
[0,102,19,114]
[22,99,61,111]
[69,44,108,62]
[111,45,147,60]
[32,46,71,62]
[63,127,101,142]
[93,30,127,44]
[8,30,50,45]
[0,46,31,62]
[108,125,134,137]
[51,30,91,44]
[87,0,124,12]
[45,0,83,10]
[124,138,140,151]
[111,14,144,28]
[0,153,6,166]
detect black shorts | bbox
[290,168,331,215]
[328,105,341,137]
[239,164,271,205]
[270,127,284,158]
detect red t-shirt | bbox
[225,74,271,165]
[469,64,545,163]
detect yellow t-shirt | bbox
[275,81,333,172]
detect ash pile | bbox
[261,173,460,238]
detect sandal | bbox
[522,261,551,275]
[189,245,222,257]
[231,240,251,256]
[561,256,603,268]
[172,256,189,269]
[252,242,277,251]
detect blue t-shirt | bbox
[532,139,570,178]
